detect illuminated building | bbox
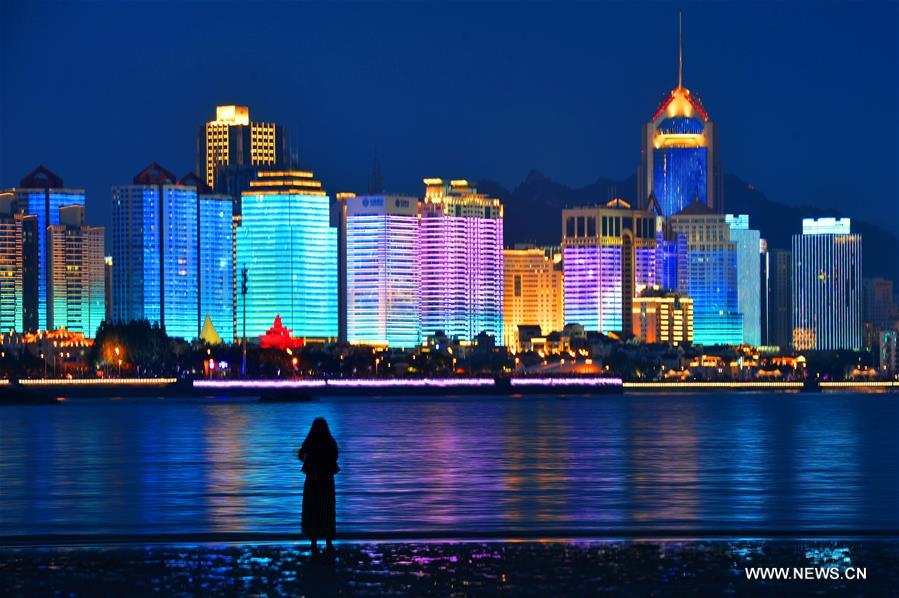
[632,290,693,345]
[47,205,105,338]
[111,163,198,339]
[503,245,564,350]
[0,195,37,333]
[198,105,288,192]
[637,15,721,215]
[669,202,742,345]
[791,217,862,350]
[725,214,761,346]
[863,277,898,329]
[879,330,898,376]
[344,194,419,348]
[236,170,337,340]
[4,166,86,331]
[420,179,503,342]
[179,173,235,343]
[104,256,113,323]
[562,199,656,335]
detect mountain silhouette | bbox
[479,170,897,281]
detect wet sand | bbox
[2,540,896,595]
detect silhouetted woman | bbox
[298,417,339,551]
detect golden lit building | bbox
[503,246,563,350]
[198,105,288,191]
[632,291,693,345]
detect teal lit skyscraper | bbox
[5,166,85,331]
[344,194,419,348]
[47,206,105,338]
[726,214,761,346]
[111,163,198,339]
[236,170,337,340]
[669,202,742,345]
[0,194,37,333]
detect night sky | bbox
[1,1,897,236]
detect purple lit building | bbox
[419,179,503,343]
[562,199,657,335]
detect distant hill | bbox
[479,171,897,282]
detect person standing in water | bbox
[298,417,339,552]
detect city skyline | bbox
[2,3,897,238]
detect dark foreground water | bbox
[1,392,898,537]
[3,541,896,595]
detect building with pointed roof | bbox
[111,163,198,339]
[3,165,86,331]
[637,13,722,216]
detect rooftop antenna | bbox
[678,10,683,89]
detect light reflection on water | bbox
[0,393,897,536]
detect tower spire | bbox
[678,10,683,89]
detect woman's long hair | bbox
[304,417,335,450]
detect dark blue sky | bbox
[2,1,897,235]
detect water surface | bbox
[1,393,897,536]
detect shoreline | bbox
[3,377,897,402]
[5,529,899,548]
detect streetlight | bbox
[114,345,122,377]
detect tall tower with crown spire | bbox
[637,12,722,216]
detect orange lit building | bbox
[198,105,288,192]
[503,246,563,351]
[632,291,693,345]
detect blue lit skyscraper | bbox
[669,202,742,345]
[111,163,198,339]
[6,166,85,331]
[344,194,419,348]
[726,214,762,346]
[179,172,236,343]
[792,218,862,350]
[236,170,337,340]
[198,192,234,342]
[638,15,721,215]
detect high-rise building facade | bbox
[236,170,337,340]
[762,248,793,348]
[111,163,198,339]
[503,246,564,350]
[632,290,694,345]
[47,205,105,338]
[344,194,419,348]
[792,217,862,351]
[669,202,742,345]
[862,277,898,329]
[4,166,86,331]
[726,214,761,346]
[198,191,235,342]
[419,179,503,342]
[0,194,37,333]
[637,18,721,215]
[562,199,656,335]
[198,105,289,192]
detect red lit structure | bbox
[259,315,304,350]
